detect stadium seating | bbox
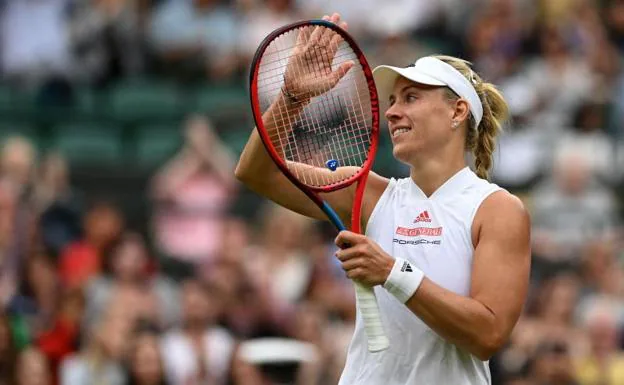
[107,80,185,123]
[134,123,183,168]
[50,122,125,165]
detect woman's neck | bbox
[409,155,467,197]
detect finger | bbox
[328,33,344,57]
[318,14,340,48]
[335,230,360,248]
[346,267,363,281]
[308,16,329,46]
[296,25,313,47]
[341,258,365,271]
[340,21,348,31]
[319,23,338,48]
[328,60,354,88]
[335,246,360,262]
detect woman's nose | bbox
[385,102,402,122]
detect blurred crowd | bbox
[1,0,624,384]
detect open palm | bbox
[283,14,353,102]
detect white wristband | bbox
[383,257,425,303]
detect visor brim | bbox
[372,65,447,104]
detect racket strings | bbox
[257,25,373,189]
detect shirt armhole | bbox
[364,178,397,237]
[469,185,505,246]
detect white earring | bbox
[452,121,459,129]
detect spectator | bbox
[513,274,588,360]
[37,289,84,385]
[578,240,622,296]
[58,202,124,289]
[67,0,145,86]
[236,337,319,385]
[230,352,264,385]
[0,190,21,307]
[34,153,83,258]
[554,102,619,185]
[366,32,428,80]
[0,137,36,199]
[238,0,302,61]
[60,306,132,385]
[530,152,618,277]
[213,217,252,266]
[248,204,315,308]
[576,240,624,335]
[151,116,236,280]
[518,23,595,129]
[502,377,535,385]
[0,0,74,89]
[205,257,283,339]
[293,0,372,39]
[147,0,240,81]
[15,347,51,385]
[604,0,624,53]
[160,279,236,385]
[528,340,579,385]
[0,137,38,307]
[304,224,356,322]
[0,314,17,385]
[288,302,343,385]
[126,324,168,385]
[8,253,59,341]
[84,232,179,332]
[575,310,624,385]
[465,1,526,83]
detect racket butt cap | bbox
[367,337,390,352]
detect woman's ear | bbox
[452,98,471,125]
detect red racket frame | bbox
[249,19,380,234]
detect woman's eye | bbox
[406,94,418,101]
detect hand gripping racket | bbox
[249,20,389,352]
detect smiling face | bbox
[385,76,465,166]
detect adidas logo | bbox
[401,261,413,273]
[413,210,432,223]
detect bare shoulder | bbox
[477,190,529,223]
[472,190,531,246]
[365,170,391,197]
[361,171,391,229]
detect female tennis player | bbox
[235,13,531,385]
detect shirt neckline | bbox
[408,166,475,200]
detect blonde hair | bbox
[432,55,509,180]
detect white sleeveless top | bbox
[338,167,502,385]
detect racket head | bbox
[249,20,380,194]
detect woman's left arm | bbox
[335,191,531,361]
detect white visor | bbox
[372,57,483,129]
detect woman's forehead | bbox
[391,76,441,95]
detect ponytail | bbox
[432,55,509,180]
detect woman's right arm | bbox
[235,13,388,226]
[235,90,354,221]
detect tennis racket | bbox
[249,19,389,352]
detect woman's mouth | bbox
[392,127,411,138]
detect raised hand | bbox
[282,13,354,103]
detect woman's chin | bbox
[392,144,409,163]
[392,142,419,164]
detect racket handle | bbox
[353,281,390,352]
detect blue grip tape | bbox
[321,201,346,231]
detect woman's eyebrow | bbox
[389,85,422,101]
